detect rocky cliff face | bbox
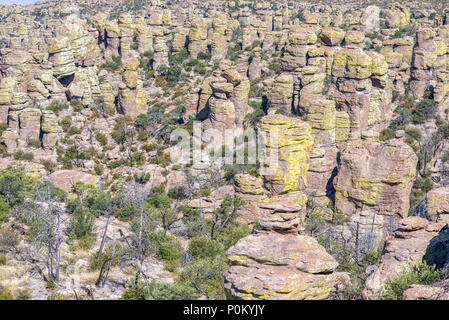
[0,0,449,301]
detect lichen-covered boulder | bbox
[224,232,338,300]
[1,128,19,154]
[361,5,380,32]
[403,283,449,300]
[48,170,99,193]
[258,200,305,232]
[188,18,207,59]
[47,36,76,78]
[319,27,345,46]
[427,187,449,220]
[334,139,417,218]
[265,73,294,114]
[234,173,269,225]
[117,85,148,118]
[18,108,42,142]
[384,3,410,28]
[260,114,314,194]
[332,48,373,79]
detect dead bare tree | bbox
[95,182,155,298]
[20,181,66,282]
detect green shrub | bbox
[246,165,259,177]
[163,258,180,272]
[89,243,122,271]
[16,288,31,300]
[318,234,381,299]
[167,186,186,200]
[116,203,138,221]
[28,139,41,148]
[41,160,57,173]
[69,205,95,240]
[66,126,81,136]
[47,292,66,300]
[149,153,171,167]
[188,236,224,259]
[137,129,148,142]
[122,281,148,300]
[180,256,229,299]
[94,164,104,176]
[47,100,69,116]
[391,29,404,39]
[200,188,211,197]
[224,166,236,182]
[226,43,242,61]
[46,279,56,289]
[415,175,434,193]
[383,262,443,300]
[111,116,135,145]
[134,172,150,184]
[0,289,14,300]
[406,128,422,141]
[77,236,95,250]
[148,191,171,209]
[0,123,8,137]
[70,99,83,112]
[95,132,108,146]
[150,281,199,300]
[141,143,156,152]
[379,128,395,141]
[412,98,437,124]
[151,185,166,194]
[0,195,11,225]
[0,254,6,265]
[392,90,400,102]
[214,223,250,250]
[158,236,182,262]
[13,150,34,161]
[274,107,288,115]
[135,113,150,129]
[442,151,449,163]
[109,158,126,169]
[101,55,122,71]
[245,108,265,126]
[131,151,146,166]
[0,227,20,249]
[0,167,34,207]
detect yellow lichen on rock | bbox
[260,114,314,194]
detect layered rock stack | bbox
[332,138,418,255]
[225,113,339,300]
[410,28,437,99]
[211,14,229,61]
[330,43,391,141]
[259,114,314,195]
[201,66,250,131]
[188,18,207,59]
[224,204,339,300]
[117,56,148,118]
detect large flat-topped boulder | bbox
[48,169,98,192]
[224,232,338,300]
